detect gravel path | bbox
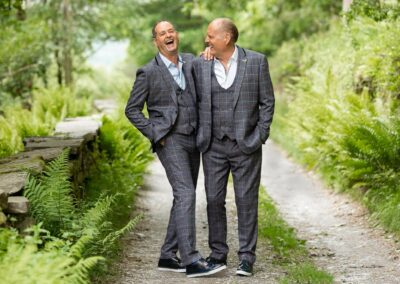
[114,157,283,283]
[261,141,400,283]
[113,141,400,284]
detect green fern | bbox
[67,256,105,284]
[24,149,75,236]
[341,118,400,189]
[100,214,142,254]
[0,226,102,284]
[80,195,116,232]
[0,86,93,159]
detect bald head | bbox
[209,18,239,44]
[152,20,175,38]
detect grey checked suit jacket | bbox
[125,53,197,149]
[192,46,275,154]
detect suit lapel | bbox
[233,47,247,108]
[182,55,196,104]
[202,59,212,109]
[155,54,178,106]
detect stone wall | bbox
[0,100,114,228]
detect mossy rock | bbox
[0,157,44,175]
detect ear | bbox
[224,32,231,45]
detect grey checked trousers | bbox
[203,137,262,264]
[156,132,201,265]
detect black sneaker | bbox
[236,259,253,276]
[186,258,226,278]
[158,257,186,273]
[206,256,227,266]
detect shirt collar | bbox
[215,45,238,64]
[230,45,238,63]
[159,53,183,68]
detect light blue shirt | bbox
[214,46,238,89]
[159,53,186,90]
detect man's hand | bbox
[200,47,214,61]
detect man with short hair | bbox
[193,18,275,276]
[125,20,225,278]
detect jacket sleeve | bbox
[125,68,154,142]
[257,56,275,142]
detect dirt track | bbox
[261,141,400,283]
[113,141,400,283]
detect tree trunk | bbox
[55,47,63,86]
[62,0,73,86]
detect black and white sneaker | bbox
[158,257,186,273]
[236,259,253,276]
[206,256,227,266]
[186,258,226,278]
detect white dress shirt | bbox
[213,46,238,89]
[159,53,186,90]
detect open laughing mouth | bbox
[165,39,174,48]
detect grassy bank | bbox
[270,8,400,235]
[258,188,333,284]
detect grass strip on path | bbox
[258,187,334,284]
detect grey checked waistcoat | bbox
[170,73,197,135]
[211,69,237,140]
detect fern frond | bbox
[69,235,94,260]
[68,256,104,284]
[100,214,142,253]
[23,149,75,236]
[80,195,116,232]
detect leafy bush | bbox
[0,225,103,284]
[346,0,400,22]
[13,108,152,280]
[271,11,400,234]
[0,8,50,98]
[84,112,153,226]
[0,86,93,158]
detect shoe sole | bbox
[187,265,227,278]
[236,270,252,276]
[158,267,186,273]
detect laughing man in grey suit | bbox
[192,18,275,276]
[125,21,225,278]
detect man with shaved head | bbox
[125,20,225,278]
[193,18,275,276]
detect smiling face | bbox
[153,21,179,57]
[205,21,230,58]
